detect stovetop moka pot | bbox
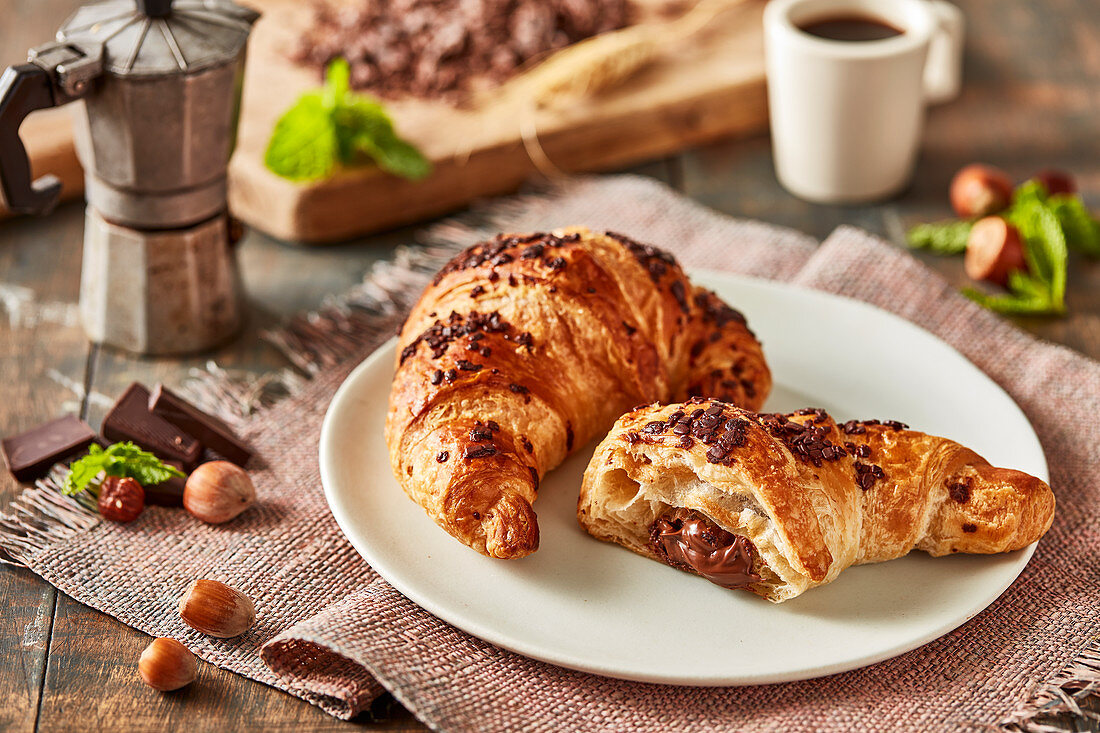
[0,0,259,355]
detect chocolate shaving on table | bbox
[289,0,632,102]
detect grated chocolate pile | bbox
[290,0,633,101]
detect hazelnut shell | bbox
[139,637,197,691]
[183,461,256,524]
[178,579,256,638]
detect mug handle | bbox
[923,0,965,105]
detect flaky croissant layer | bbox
[385,227,770,558]
[578,400,1055,602]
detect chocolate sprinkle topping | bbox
[400,310,517,365]
[854,461,886,490]
[470,285,485,298]
[436,451,449,463]
[430,370,442,385]
[759,411,846,468]
[669,280,689,314]
[508,383,529,394]
[695,291,748,329]
[463,444,498,460]
[606,231,678,283]
[949,478,972,503]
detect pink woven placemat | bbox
[2,176,1096,732]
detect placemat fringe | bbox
[1002,637,1100,731]
[261,242,462,378]
[0,466,98,566]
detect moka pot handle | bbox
[0,40,103,215]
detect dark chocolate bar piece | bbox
[102,383,202,470]
[149,384,252,467]
[144,460,187,507]
[2,415,97,482]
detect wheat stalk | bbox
[514,0,752,108]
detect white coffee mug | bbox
[764,0,965,203]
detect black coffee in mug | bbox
[798,14,904,42]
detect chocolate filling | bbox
[650,513,761,591]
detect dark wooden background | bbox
[2,0,1099,730]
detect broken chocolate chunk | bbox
[2,415,97,482]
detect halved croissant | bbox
[385,227,770,559]
[578,400,1055,601]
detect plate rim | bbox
[319,270,1046,685]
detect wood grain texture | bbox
[0,200,89,732]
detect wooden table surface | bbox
[2,0,1099,730]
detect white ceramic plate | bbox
[320,271,1047,686]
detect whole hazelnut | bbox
[965,216,1027,287]
[1033,168,1076,196]
[179,579,256,638]
[950,164,1013,218]
[98,476,145,523]
[184,461,255,524]
[139,637,197,691]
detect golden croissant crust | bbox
[578,400,1055,601]
[385,227,771,558]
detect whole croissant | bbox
[385,228,770,559]
[579,400,1055,601]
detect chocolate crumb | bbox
[948,479,972,504]
[430,370,443,385]
[470,285,485,298]
[436,451,449,463]
[962,523,978,533]
[463,444,498,459]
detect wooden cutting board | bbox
[4,0,768,242]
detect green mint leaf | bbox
[264,92,339,181]
[1006,190,1067,311]
[1014,180,1049,207]
[358,129,433,181]
[324,57,350,108]
[1006,270,1048,300]
[906,220,972,254]
[63,442,185,496]
[1049,194,1100,257]
[64,443,107,495]
[266,58,432,183]
[102,442,187,486]
[333,99,393,163]
[962,287,1060,315]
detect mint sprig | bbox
[64,442,186,496]
[908,177,1099,316]
[907,220,972,254]
[265,59,431,182]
